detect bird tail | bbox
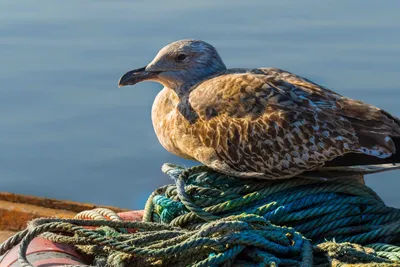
[301,163,400,180]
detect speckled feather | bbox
[152,68,400,179]
[121,40,400,179]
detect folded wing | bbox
[188,68,400,178]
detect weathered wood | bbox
[0,192,128,242]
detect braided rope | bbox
[1,164,399,266]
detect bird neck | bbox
[175,68,225,97]
[173,71,214,125]
[177,95,199,125]
[173,64,227,124]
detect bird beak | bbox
[118,67,159,87]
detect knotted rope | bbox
[1,164,400,266]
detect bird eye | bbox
[176,54,187,61]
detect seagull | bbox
[118,39,400,179]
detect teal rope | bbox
[2,164,400,266]
[0,214,312,267]
[146,164,400,265]
[174,167,220,221]
[148,164,400,248]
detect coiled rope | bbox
[1,164,400,266]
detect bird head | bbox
[118,39,226,95]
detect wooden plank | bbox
[0,192,129,242]
[0,192,128,213]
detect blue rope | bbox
[142,164,400,265]
[3,163,399,267]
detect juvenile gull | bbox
[118,39,400,179]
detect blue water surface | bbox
[0,1,399,209]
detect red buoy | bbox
[0,237,89,266]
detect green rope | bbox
[149,164,400,243]
[0,215,311,267]
[1,164,400,266]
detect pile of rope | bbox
[1,164,400,267]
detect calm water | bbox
[0,1,399,209]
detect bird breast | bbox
[151,87,196,160]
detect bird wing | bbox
[188,68,400,178]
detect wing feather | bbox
[187,68,400,178]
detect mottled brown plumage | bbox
[119,40,400,179]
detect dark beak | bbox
[118,67,159,87]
